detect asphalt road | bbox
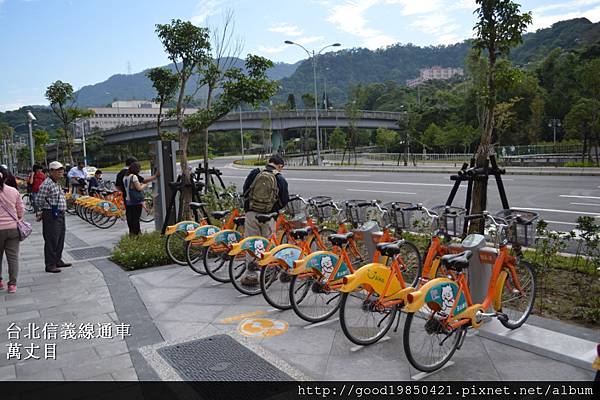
[105,156,600,233]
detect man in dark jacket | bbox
[240,155,289,286]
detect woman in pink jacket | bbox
[0,166,24,293]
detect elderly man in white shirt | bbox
[67,161,88,193]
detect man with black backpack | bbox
[241,155,289,286]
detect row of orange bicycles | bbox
[164,194,538,373]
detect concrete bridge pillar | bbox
[271,130,283,154]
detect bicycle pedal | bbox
[496,312,508,323]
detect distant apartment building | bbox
[76,101,197,135]
[406,66,464,87]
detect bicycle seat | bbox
[233,216,245,227]
[189,202,208,210]
[440,250,472,271]
[376,242,402,257]
[328,232,354,247]
[211,210,231,220]
[256,212,278,223]
[290,227,311,241]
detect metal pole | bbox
[82,121,87,166]
[312,52,321,166]
[239,105,244,162]
[268,107,272,154]
[28,120,35,166]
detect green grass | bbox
[563,161,600,168]
[110,231,171,270]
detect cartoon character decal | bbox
[227,233,238,245]
[276,247,302,269]
[253,240,266,256]
[304,252,350,282]
[212,230,242,246]
[425,282,467,316]
[441,285,455,314]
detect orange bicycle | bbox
[402,211,537,372]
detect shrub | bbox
[111,231,171,270]
[563,161,599,167]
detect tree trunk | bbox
[157,103,163,140]
[470,50,496,234]
[204,85,214,192]
[179,132,192,220]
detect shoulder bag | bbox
[0,195,32,241]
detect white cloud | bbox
[257,45,287,54]
[530,4,600,32]
[191,0,222,25]
[325,0,398,49]
[268,23,303,36]
[534,0,600,14]
[384,0,442,16]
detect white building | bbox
[77,101,197,134]
[406,66,464,88]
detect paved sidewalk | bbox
[1,213,597,381]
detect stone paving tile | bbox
[481,338,595,381]
[153,321,209,341]
[111,367,138,381]
[60,351,133,380]
[15,347,99,377]
[94,341,130,359]
[153,303,227,323]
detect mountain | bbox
[277,18,600,106]
[74,59,301,108]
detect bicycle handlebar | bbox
[465,211,508,229]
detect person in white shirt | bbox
[67,161,88,193]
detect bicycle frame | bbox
[291,243,356,291]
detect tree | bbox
[146,67,179,140]
[32,129,50,164]
[286,94,296,110]
[329,127,346,152]
[342,100,361,164]
[375,127,398,153]
[45,80,93,165]
[580,59,600,165]
[470,0,532,232]
[564,98,600,163]
[174,14,277,215]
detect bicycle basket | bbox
[495,209,539,247]
[310,196,334,221]
[343,199,370,227]
[285,195,307,219]
[430,205,467,238]
[390,201,416,230]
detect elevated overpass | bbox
[95,109,404,144]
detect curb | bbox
[231,163,600,176]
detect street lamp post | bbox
[285,41,341,166]
[239,105,244,162]
[73,119,88,166]
[548,118,561,151]
[26,111,36,167]
[258,104,273,154]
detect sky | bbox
[1,0,600,112]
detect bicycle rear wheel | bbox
[165,231,188,266]
[185,240,206,274]
[289,274,342,323]
[392,240,422,288]
[204,247,232,283]
[403,308,465,373]
[339,290,397,346]
[260,264,292,310]
[229,256,261,295]
[498,260,536,329]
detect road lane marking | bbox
[334,174,371,177]
[570,202,600,207]
[346,189,417,195]
[222,175,454,187]
[560,195,600,200]
[513,206,600,217]
[545,221,578,226]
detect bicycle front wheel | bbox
[403,308,464,373]
[260,264,292,310]
[498,260,536,329]
[140,196,154,222]
[289,274,342,323]
[22,194,34,213]
[339,290,397,346]
[392,240,422,288]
